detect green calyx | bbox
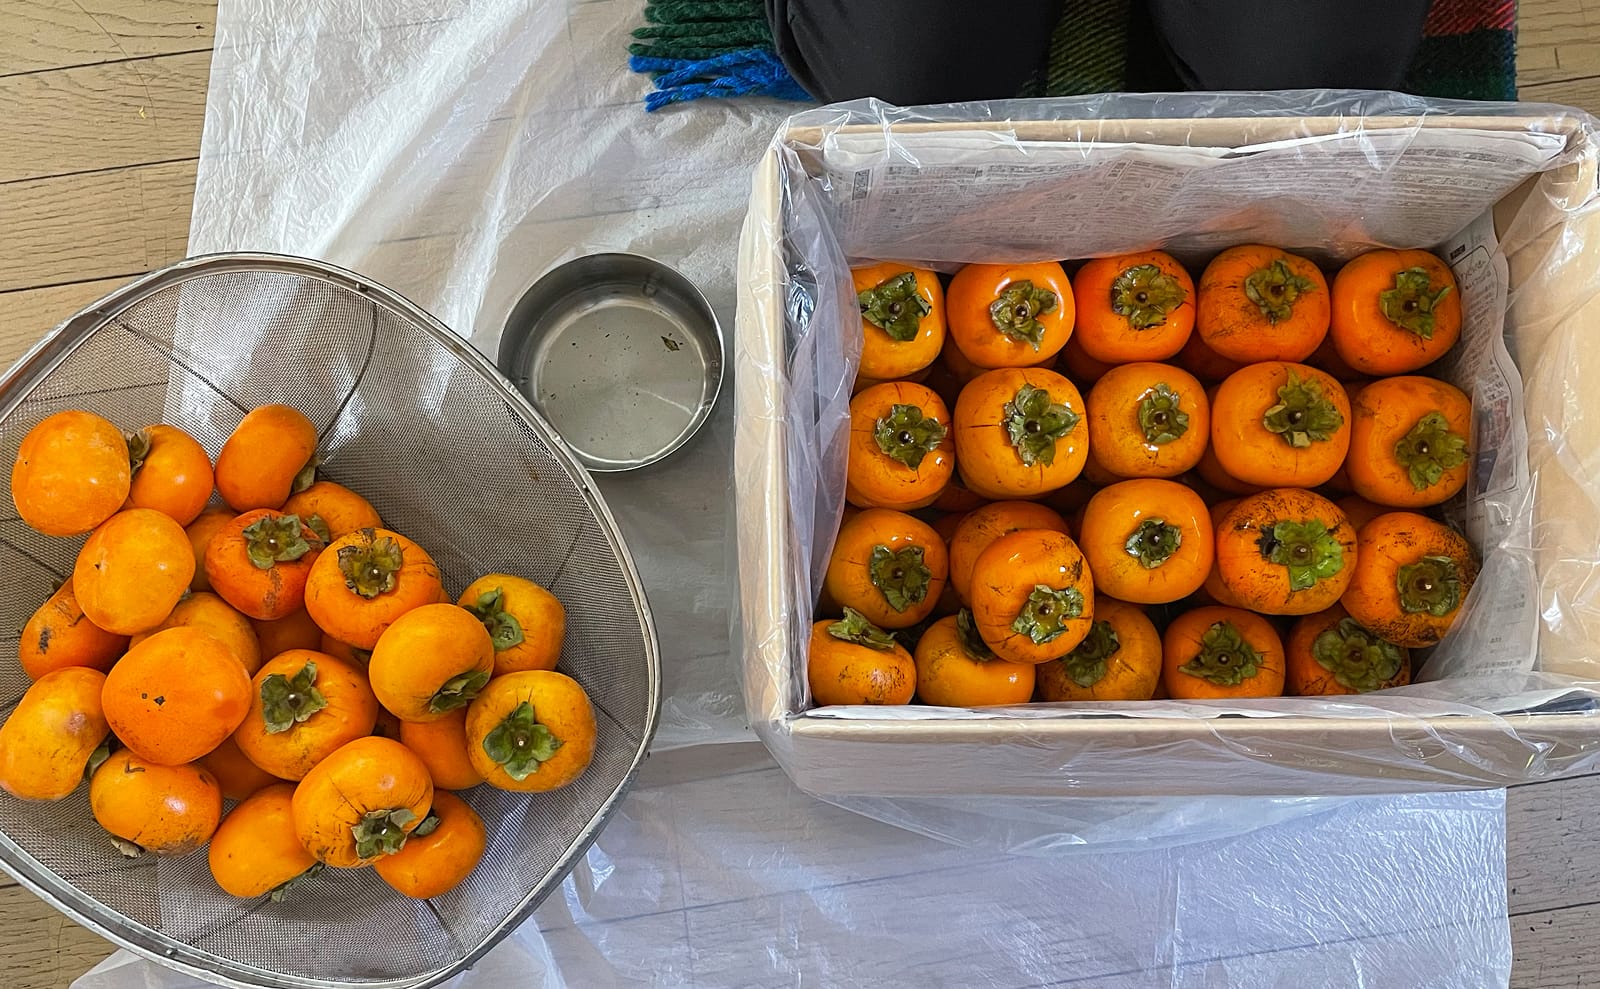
[858,271,931,342]
[1396,555,1464,617]
[429,668,491,714]
[1311,618,1406,692]
[1137,383,1190,445]
[1125,518,1182,569]
[1243,259,1316,323]
[827,607,898,650]
[126,429,152,476]
[292,455,320,496]
[481,700,563,781]
[269,863,325,903]
[1110,263,1187,330]
[1395,411,1469,492]
[1379,267,1452,340]
[867,544,931,613]
[1056,619,1121,688]
[873,403,947,470]
[260,661,329,734]
[243,514,315,570]
[955,608,997,661]
[83,735,115,783]
[1262,370,1343,448]
[304,514,332,544]
[1003,383,1079,466]
[464,587,526,651]
[1178,621,1263,686]
[1009,584,1085,645]
[1258,519,1344,592]
[351,808,417,860]
[987,280,1058,348]
[337,530,403,599]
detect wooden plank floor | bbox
[4,0,1600,985]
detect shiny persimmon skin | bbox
[1161,606,1286,700]
[947,501,1070,605]
[292,736,433,868]
[206,509,322,622]
[125,424,214,526]
[969,529,1095,665]
[947,262,1075,368]
[1285,604,1412,697]
[102,626,252,765]
[215,404,318,512]
[400,709,484,791]
[1081,479,1213,605]
[1210,362,1350,489]
[1330,249,1462,375]
[807,620,916,706]
[234,650,378,780]
[0,668,109,800]
[1035,597,1163,702]
[368,605,495,724]
[954,367,1087,500]
[186,508,235,593]
[1087,362,1209,478]
[208,783,319,898]
[304,528,443,650]
[913,615,1034,707]
[1196,245,1330,363]
[72,508,195,635]
[457,574,565,676]
[11,410,130,536]
[281,481,381,540]
[932,475,988,513]
[1346,376,1472,508]
[373,790,488,899]
[90,750,221,855]
[18,580,127,680]
[846,381,955,511]
[823,508,948,630]
[1177,329,1245,383]
[195,734,284,802]
[1342,511,1478,648]
[465,671,597,792]
[130,591,263,676]
[1200,498,1247,608]
[1072,251,1196,363]
[1215,488,1357,616]
[852,262,947,381]
[1059,334,1114,385]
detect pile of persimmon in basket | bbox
[813,246,1478,707]
[0,405,593,902]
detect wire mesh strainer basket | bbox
[0,254,661,988]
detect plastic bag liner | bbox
[74,743,1512,989]
[735,93,1600,813]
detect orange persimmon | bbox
[969,528,1094,664]
[1071,250,1195,362]
[1215,488,1356,616]
[1086,362,1209,478]
[946,501,1069,605]
[103,626,251,765]
[72,508,195,635]
[208,783,320,899]
[1059,334,1113,385]
[11,409,130,536]
[913,609,1035,707]
[186,508,235,593]
[373,789,487,899]
[1162,606,1285,700]
[1210,362,1350,488]
[281,480,381,541]
[251,607,325,659]
[1176,328,1245,383]
[1342,511,1478,648]
[368,604,495,723]
[400,709,485,791]
[1196,244,1329,363]
[130,591,262,676]
[292,736,432,868]
[196,734,284,802]
[215,404,319,512]
[807,609,916,706]
[1035,597,1162,702]
[1346,375,1472,508]
[206,509,322,621]
[1336,494,1387,533]
[946,261,1075,368]
[458,574,566,676]
[1080,479,1213,604]
[18,579,128,680]
[823,508,948,630]
[846,381,955,511]
[1330,249,1461,375]
[954,367,1087,500]
[304,527,443,650]
[234,650,379,780]
[853,262,947,381]
[1200,498,1247,608]
[0,668,109,800]
[1286,604,1411,696]
[90,750,222,855]
[932,475,987,513]
[125,424,213,526]
[465,670,596,792]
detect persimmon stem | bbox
[1178,621,1262,686]
[1055,619,1120,688]
[858,271,930,342]
[1311,618,1405,691]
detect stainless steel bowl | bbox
[497,253,724,472]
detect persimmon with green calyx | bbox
[1330,249,1461,375]
[823,508,947,629]
[913,609,1035,707]
[1087,362,1209,479]
[954,368,1087,500]
[807,608,916,706]
[466,670,596,792]
[1035,597,1162,702]
[1080,479,1212,604]
[946,262,1075,368]
[292,736,432,867]
[1286,605,1410,696]
[305,527,444,650]
[1210,362,1350,489]
[206,510,323,621]
[1161,606,1285,700]
[968,528,1094,664]
[846,381,954,510]
[458,574,566,676]
[1215,488,1356,616]
[1197,245,1329,363]
[1346,375,1472,508]
[369,604,495,723]
[853,262,946,381]
[1342,511,1478,647]
[1071,251,1195,363]
[234,651,378,780]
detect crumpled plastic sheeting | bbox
[75,744,1510,989]
[149,0,1519,983]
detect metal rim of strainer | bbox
[0,252,663,989]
